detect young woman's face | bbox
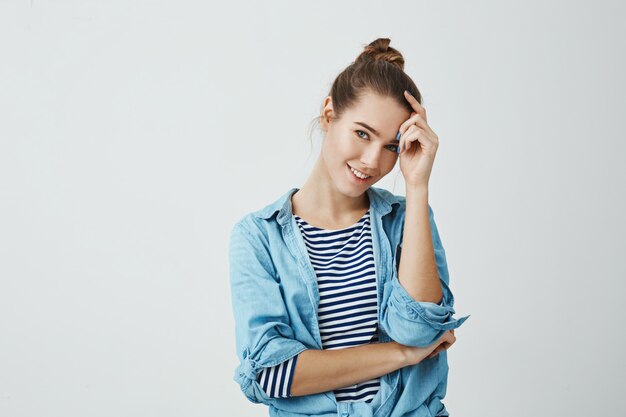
[320,91,410,197]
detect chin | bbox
[337,174,374,198]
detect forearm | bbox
[397,186,443,303]
[290,341,408,397]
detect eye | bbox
[355,129,398,153]
[355,129,369,140]
[386,144,400,153]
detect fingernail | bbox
[395,131,401,141]
[397,144,401,154]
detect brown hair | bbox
[307,37,423,147]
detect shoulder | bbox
[229,188,291,242]
[228,212,276,274]
[230,212,272,248]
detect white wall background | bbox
[1,1,625,416]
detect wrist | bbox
[405,183,429,195]
[391,341,410,367]
[405,183,428,190]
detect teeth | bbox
[350,166,370,179]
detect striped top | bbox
[256,209,382,402]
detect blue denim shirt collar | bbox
[252,186,402,224]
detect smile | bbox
[347,164,372,183]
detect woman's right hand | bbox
[402,330,457,365]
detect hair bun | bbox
[355,38,405,71]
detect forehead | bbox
[342,92,409,133]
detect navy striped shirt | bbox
[256,209,382,402]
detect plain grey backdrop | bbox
[1,1,625,416]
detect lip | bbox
[347,164,372,184]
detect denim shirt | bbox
[228,186,471,417]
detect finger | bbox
[403,90,427,123]
[434,342,451,357]
[402,126,435,152]
[399,124,421,152]
[399,112,433,137]
[398,112,417,136]
[404,91,427,123]
[405,134,424,152]
[428,344,445,358]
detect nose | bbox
[360,145,382,170]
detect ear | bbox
[320,96,334,132]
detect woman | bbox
[229,38,470,417]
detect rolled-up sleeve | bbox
[379,205,470,348]
[229,221,309,405]
[255,354,300,398]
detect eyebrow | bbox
[354,121,397,143]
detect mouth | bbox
[346,164,373,184]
